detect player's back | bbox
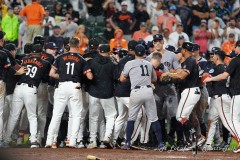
[19,56,51,87]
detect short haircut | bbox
[214,19,219,24]
[69,37,80,48]
[151,52,162,59]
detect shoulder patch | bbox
[209,69,214,73]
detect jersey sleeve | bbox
[183,59,195,75]
[52,57,60,70]
[82,59,91,75]
[122,61,131,78]
[151,65,157,79]
[172,54,181,69]
[226,58,237,75]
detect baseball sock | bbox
[222,125,230,143]
[200,122,207,137]
[159,119,167,142]
[126,121,135,143]
[151,121,163,144]
[183,120,197,142]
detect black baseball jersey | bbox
[18,56,51,87]
[0,50,16,80]
[82,50,100,60]
[226,55,240,95]
[53,52,90,83]
[41,51,55,64]
[209,64,229,96]
[0,47,17,67]
[114,54,134,97]
[88,55,116,99]
[180,56,200,91]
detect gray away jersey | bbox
[122,59,156,89]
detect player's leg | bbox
[0,81,5,145]
[101,97,117,146]
[3,94,12,134]
[17,107,29,145]
[98,108,106,148]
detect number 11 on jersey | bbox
[66,62,75,75]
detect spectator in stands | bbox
[54,2,64,17]
[110,1,136,41]
[163,28,171,48]
[10,0,26,8]
[2,7,19,46]
[48,25,64,53]
[150,0,163,26]
[191,0,209,32]
[74,25,89,55]
[132,22,150,41]
[132,3,150,32]
[42,7,56,41]
[177,0,192,35]
[102,0,118,20]
[208,19,223,51]
[221,33,236,64]
[157,6,178,33]
[147,0,158,16]
[214,0,230,23]
[169,5,181,32]
[109,29,127,51]
[0,0,8,20]
[66,3,80,24]
[19,0,46,43]
[115,0,135,13]
[206,0,216,9]
[194,19,210,56]
[18,21,27,51]
[78,0,88,23]
[177,35,185,48]
[103,21,114,42]
[169,23,189,48]
[187,0,194,9]
[232,0,240,19]
[85,0,104,18]
[223,18,240,42]
[59,13,78,38]
[144,25,159,43]
[208,8,226,30]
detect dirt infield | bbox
[0,148,239,160]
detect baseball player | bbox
[204,40,240,153]
[202,50,235,151]
[87,44,117,149]
[120,44,165,150]
[161,42,201,149]
[46,37,93,148]
[4,44,51,148]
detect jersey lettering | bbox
[26,65,38,78]
[66,62,75,75]
[140,65,149,76]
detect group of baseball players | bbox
[0,29,240,153]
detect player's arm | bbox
[120,62,130,82]
[49,66,59,79]
[204,72,229,83]
[161,69,188,80]
[14,66,27,75]
[85,69,93,80]
[120,73,128,82]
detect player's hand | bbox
[161,72,169,78]
[203,77,212,83]
[16,66,27,75]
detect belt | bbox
[134,85,151,89]
[16,82,36,88]
[212,93,229,99]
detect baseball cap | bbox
[192,43,200,51]
[236,40,240,47]
[24,43,33,54]
[53,25,61,29]
[153,34,163,41]
[229,33,235,37]
[178,35,185,40]
[7,7,13,11]
[99,44,110,53]
[32,44,43,53]
[140,22,147,26]
[151,26,159,31]
[147,41,154,48]
[169,5,177,10]
[175,47,182,54]
[165,45,175,52]
[177,23,183,27]
[0,31,5,39]
[4,43,16,51]
[128,40,138,51]
[121,1,128,6]
[162,6,168,10]
[89,38,99,49]
[182,42,193,52]
[45,42,58,49]
[135,44,145,56]
[210,8,216,12]
[211,47,221,53]
[44,7,49,11]
[201,19,207,24]
[229,50,237,58]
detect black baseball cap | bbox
[24,43,33,54]
[8,7,13,11]
[0,31,5,39]
[4,43,16,51]
[192,43,200,51]
[236,40,240,47]
[175,47,182,54]
[45,42,58,49]
[147,41,154,48]
[135,44,145,56]
[89,38,99,49]
[32,44,42,53]
[99,44,110,53]
[182,42,193,52]
[162,6,168,10]
[165,45,175,52]
[153,34,163,41]
[44,7,49,11]
[128,40,138,51]
[211,47,221,53]
[53,25,61,29]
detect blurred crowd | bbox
[0,0,239,58]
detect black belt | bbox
[17,82,36,88]
[134,85,151,89]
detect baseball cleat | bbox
[65,139,70,147]
[233,146,240,153]
[87,141,97,149]
[122,142,131,150]
[154,143,167,151]
[0,141,10,148]
[77,141,85,149]
[30,141,40,148]
[202,144,213,151]
[103,136,113,149]
[99,141,107,149]
[51,143,57,149]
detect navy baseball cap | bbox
[135,44,145,56]
[192,43,200,51]
[211,47,221,53]
[53,25,61,29]
[0,31,5,39]
[175,47,182,54]
[128,40,138,51]
[165,45,175,52]
[99,44,110,53]
[182,42,193,52]
[4,43,16,51]
[147,41,154,48]
[32,44,42,53]
[45,42,58,49]
[89,38,99,49]
[24,43,33,54]
[153,34,163,41]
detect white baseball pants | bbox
[231,95,240,144]
[0,80,5,141]
[46,81,83,146]
[5,83,38,143]
[88,95,116,141]
[3,94,12,134]
[176,87,201,123]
